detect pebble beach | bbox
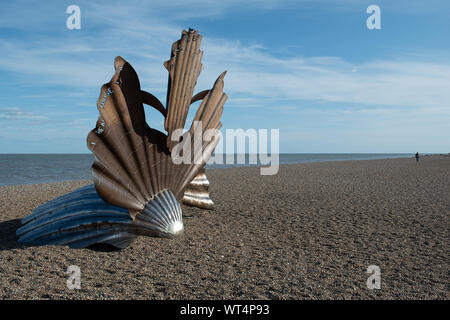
[0,155,448,299]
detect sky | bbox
[0,0,449,153]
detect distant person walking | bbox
[415,152,419,162]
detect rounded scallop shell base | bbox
[182,170,214,210]
[16,185,184,249]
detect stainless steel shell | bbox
[16,29,226,249]
[86,54,226,220]
[16,185,183,249]
[182,169,214,209]
[164,29,204,150]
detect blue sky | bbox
[0,0,449,153]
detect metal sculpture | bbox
[182,168,213,210]
[16,29,226,249]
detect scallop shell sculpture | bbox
[16,29,226,249]
[182,168,214,210]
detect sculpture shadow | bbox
[86,243,123,252]
[0,219,25,250]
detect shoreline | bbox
[1,154,444,188]
[0,155,448,299]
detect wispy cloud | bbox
[1,0,448,111]
[0,0,448,153]
[2,21,449,112]
[199,39,450,114]
[0,107,48,121]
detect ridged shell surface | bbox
[87,53,226,219]
[135,189,184,238]
[182,169,214,209]
[16,29,226,249]
[16,185,183,249]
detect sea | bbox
[0,153,415,186]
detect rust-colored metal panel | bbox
[164,29,204,150]
[87,55,225,218]
[17,29,227,249]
